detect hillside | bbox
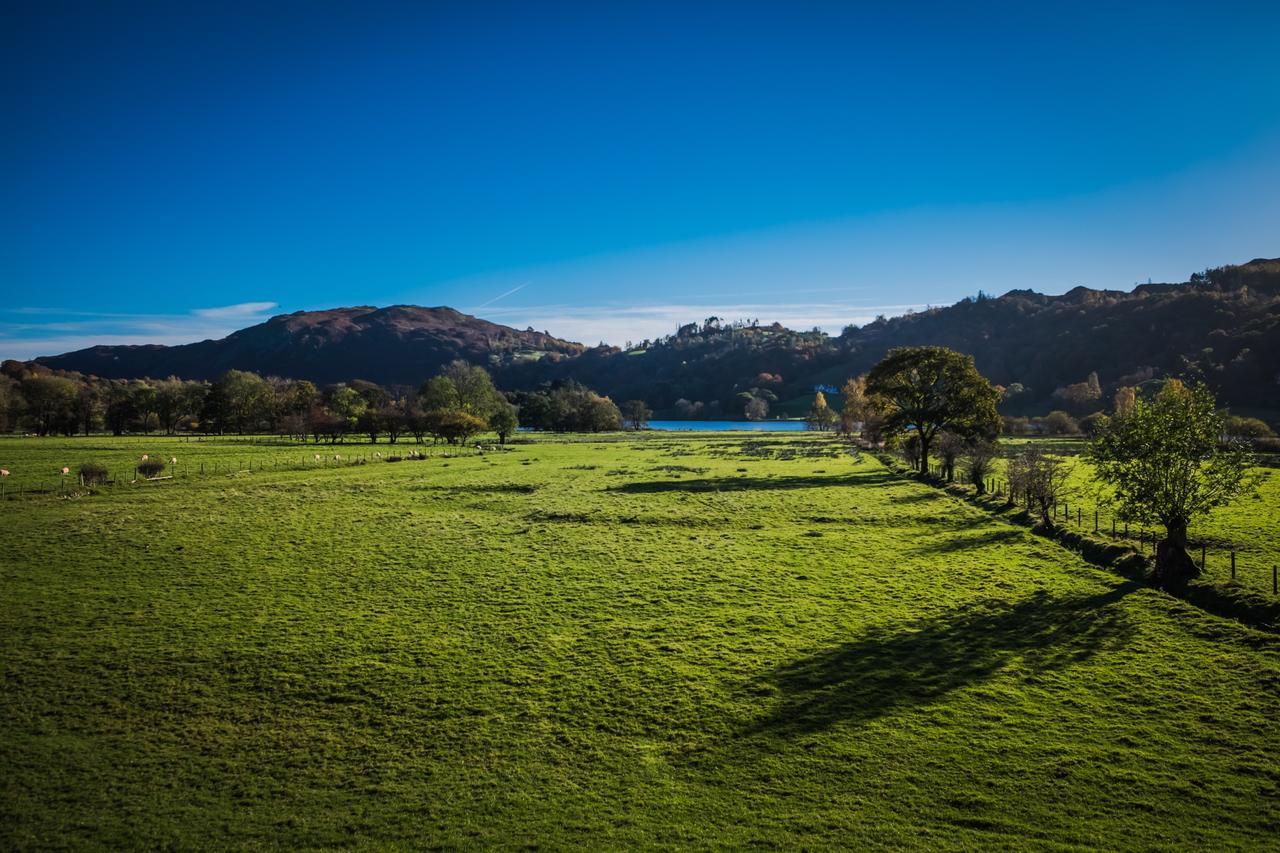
[30,258,1280,414]
[507,258,1280,415]
[36,306,585,387]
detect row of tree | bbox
[837,346,1257,591]
[0,360,629,443]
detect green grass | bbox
[976,438,1280,596]
[2,433,1278,848]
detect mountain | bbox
[31,257,1280,415]
[502,257,1280,415]
[35,305,586,387]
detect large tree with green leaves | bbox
[865,347,1001,472]
[1090,380,1255,590]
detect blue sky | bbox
[3,1,1279,358]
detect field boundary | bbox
[872,451,1280,633]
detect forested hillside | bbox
[23,258,1280,418]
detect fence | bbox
[919,460,1277,596]
[0,444,502,503]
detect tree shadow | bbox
[609,471,898,494]
[750,582,1139,736]
[887,490,946,504]
[911,527,1027,554]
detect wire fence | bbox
[920,461,1278,597]
[0,443,505,502]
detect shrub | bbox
[137,460,166,478]
[1249,436,1280,453]
[78,462,109,486]
[385,455,403,463]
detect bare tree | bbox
[1006,444,1074,528]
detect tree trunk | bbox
[1155,518,1198,590]
[1037,497,1054,530]
[918,434,930,475]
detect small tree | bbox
[961,439,999,495]
[805,391,837,431]
[1006,444,1073,529]
[899,434,921,469]
[744,396,769,421]
[1090,380,1255,590]
[437,411,487,445]
[489,403,519,444]
[1041,410,1079,435]
[621,400,652,431]
[838,376,869,436]
[934,432,965,481]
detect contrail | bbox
[474,282,529,311]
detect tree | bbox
[899,433,921,469]
[356,407,383,443]
[1113,386,1137,417]
[744,396,769,421]
[838,376,869,436]
[1041,410,1079,435]
[440,361,503,418]
[1079,411,1110,438]
[866,347,1001,473]
[934,431,966,481]
[489,403,518,444]
[217,370,274,434]
[1222,415,1274,440]
[436,410,487,445]
[582,396,622,432]
[961,439,999,495]
[1052,371,1102,414]
[1006,444,1073,528]
[20,375,78,436]
[155,378,206,435]
[380,404,406,444]
[326,385,368,432]
[621,400,652,431]
[805,391,837,431]
[1090,380,1255,590]
[73,384,102,436]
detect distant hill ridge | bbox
[29,257,1280,411]
[36,305,585,386]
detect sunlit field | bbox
[2,432,1278,848]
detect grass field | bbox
[2,433,1279,848]
[976,438,1280,596]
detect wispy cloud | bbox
[471,282,529,311]
[0,302,280,361]
[481,301,926,346]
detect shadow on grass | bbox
[751,582,1139,735]
[609,471,897,494]
[411,483,538,494]
[888,490,946,503]
[912,527,1027,554]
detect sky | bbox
[2,0,1279,358]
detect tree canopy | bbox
[866,346,1001,472]
[1090,380,1255,588]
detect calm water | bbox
[647,420,809,432]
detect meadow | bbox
[1,432,1278,848]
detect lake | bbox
[647,419,810,431]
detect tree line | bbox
[0,359,627,442]
[840,345,1258,591]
